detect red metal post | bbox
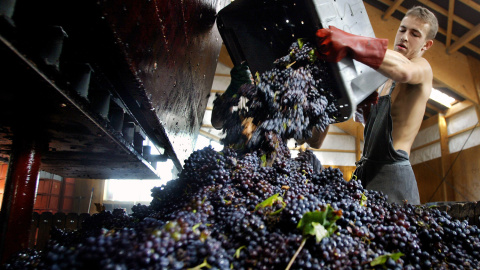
[0,134,44,262]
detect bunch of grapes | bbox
[219,40,340,152]
[5,143,480,269]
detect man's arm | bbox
[378,50,432,85]
[304,126,329,149]
[316,26,433,86]
[211,63,252,130]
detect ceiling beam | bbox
[445,100,474,118]
[218,44,233,68]
[199,129,222,142]
[447,24,480,54]
[424,111,435,118]
[382,0,404,20]
[467,56,480,103]
[446,0,455,47]
[333,119,364,141]
[458,0,480,12]
[426,102,443,113]
[416,0,474,30]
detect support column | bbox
[355,125,363,162]
[0,134,45,262]
[438,113,454,201]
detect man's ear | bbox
[422,39,434,51]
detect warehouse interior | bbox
[0,0,480,265]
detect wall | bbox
[73,179,105,215]
[411,105,480,203]
[0,163,7,209]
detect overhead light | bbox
[430,88,456,108]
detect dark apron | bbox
[353,82,421,205]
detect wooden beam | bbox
[445,100,474,118]
[333,119,364,141]
[290,147,356,153]
[426,102,442,114]
[328,132,352,136]
[420,113,438,130]
[199,129,221,142]
[382,0,404,20]
[416,0,474,30]
[355,125,362,161]
[476,105,480,125]
[447,123,480,138]
[211,89,225,94]
[214,73,230,77]
[438,114,454,201]
[447,24,480,54]
[458,0,480,12]
[446,0,455,47]
[424,111,434,118]
[411,138,440,152]
[467,56,480,103]
[218,44,233,68]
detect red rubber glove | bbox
[316,26,388,70]
[354,91,379,124]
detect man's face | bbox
[394,16,431,59]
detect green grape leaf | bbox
[311,222,328,243]
[261,154,267,167]
[255,193,285,214]
[298,38,305,49]
[192,223,201,232]
[297,205,342,243]
[360,193,368,207]
[234,245,246,259]
[188,257,212,270]
[370,252,404,267]
[308,49,317,62]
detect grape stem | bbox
[285,237,307,270]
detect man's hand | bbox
[316,26,388,70]
[223,62,253,97]
[211,62,253,129]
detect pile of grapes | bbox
[5,145,480,269]
[216,40,340,151]
[4,39,480,269]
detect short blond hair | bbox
[405,6,438,40]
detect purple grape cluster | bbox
[219,40,340,151]
[5,142,480,269]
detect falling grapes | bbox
[4,40,480,269]
[219,39,340,151]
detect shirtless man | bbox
[312,6,438,204]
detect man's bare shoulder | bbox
[410,57,433,74]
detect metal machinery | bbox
[0,0,229,261]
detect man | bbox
[312,6,438,204]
